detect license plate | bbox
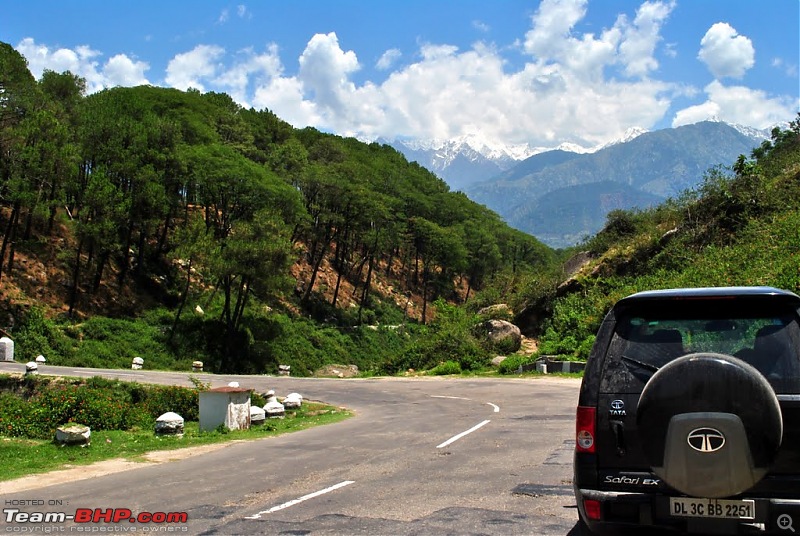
[670,497,755,520]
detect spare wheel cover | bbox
[636,353,782,497]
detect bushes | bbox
[0,375,200,439]
[431,360,462,375]
[141,385,199,421]
[379,301,490,374]
[69,387,144,431]
[254,313,413,376]
[0,392,38,437]
[0,382,146,439]
[74,315,190,370]
[12,308,74,364]
[497,354,536,375]
[10,309,195,371]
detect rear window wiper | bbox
[621,355,661,373]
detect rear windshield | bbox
[602,301,800,394]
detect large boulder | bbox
[491,355,507,367]
[283,393,303,409]
[155,412,184,436]
[314,364,360,378]
[478,319,522,353]
[265,399,285,419]
[56,424,91,446]
[250,405,266,425]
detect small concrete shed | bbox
[199,386,253,431]
[0,337,14,361]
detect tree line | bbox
[0,42,554,364]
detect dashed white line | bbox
[436,419,492,449]
[487,402,500,413]
[245,481,356,519]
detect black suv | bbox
[574,286,800,534]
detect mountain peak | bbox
[595,126,648,151]
[410,132,536,162]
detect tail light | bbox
[576,406,596,453]
[584,499,602,520]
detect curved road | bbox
[0,363,584,535]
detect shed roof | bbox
[205,386,253,393]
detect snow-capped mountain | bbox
[595,126,649,151]
[380,134,531,191]
[383,127,654,190]
[382,120,779,194]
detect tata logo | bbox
[610,400,626,416]
[687,427,726,453]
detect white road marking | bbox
[244,481,355,519]
[430,395,501,413]
[437,419,491,449]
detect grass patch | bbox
[549,371,585,379]
[0,401,351,482]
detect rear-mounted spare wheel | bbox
[636,353,782,498]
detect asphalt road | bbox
[0,363,584,535]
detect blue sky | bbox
[2,0,798,150]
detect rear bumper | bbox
[576,488,800,534]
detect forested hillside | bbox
[0,42,555,375]
[505,115,800,369]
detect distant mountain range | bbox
[378,134,530,192]
[386,120,773,248]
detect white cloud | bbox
[253,76,321,126]
[472,20,490,33]
[672,80,796,128]
[104,54,150,87]
[297,33,360,113]
[165,44,225,91]
[213,45,282,106]
[521,0,675,82]
[698,22,755,79]
[772,57,798,78]
[260,30,673,147]
[14,38,149,92]
[524,0,589,61]
[376,48,401,71]
[671,101,721,128]
[618,0,675,77]
[219,6,249,24]
[240,2,680,148]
